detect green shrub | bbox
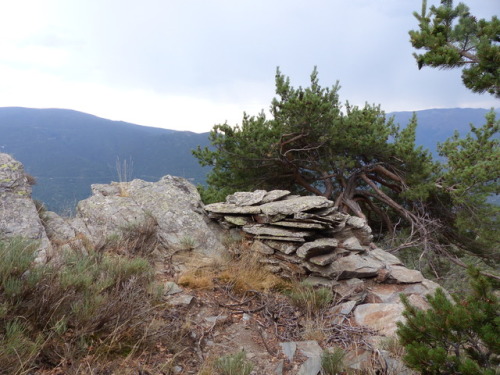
[397,267,499,375]
[0,237,159,373]
[214,351,254,375]
[321,347,346,375]
[0,320,43,375]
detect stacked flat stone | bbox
[204,190,394,280]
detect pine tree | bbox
[397,268,500,374]
[193,67,436,235]
[409,0,500,97]
[436,111,500,260]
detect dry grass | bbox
[178,243,288,294]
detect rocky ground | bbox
[1,152,427,374]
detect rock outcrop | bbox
[0,153,51,260]
[46,177,226,257]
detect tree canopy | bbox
[409,0,500,97]
[194,69,435,221]
[193,68,499,269]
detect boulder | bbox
[0,153,52,260]
[76,176,225,256]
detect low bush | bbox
[0,237,160,374]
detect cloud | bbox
[0,0,497,132]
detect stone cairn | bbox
[205,189,443,337]
[205,189,405,281]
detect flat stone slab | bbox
[341,236,364,251]
[330,253,384,279]
[251,240,275,255]
[226,190,267,206]
[368,248,403,265]
[388,265,424,283]
[271,220,326,229]
[262,190,291,203]
[297,238,339,258]
[265,240,299,254]
[204,202,261,214]
[331,300,357,316]
[332,278,367,302]
[346,216,366,228]
[224,215,251,226]
[254,235,306,242]
[308,253,338,266]
[260,196,334,216]
[243,224,312,238]
[353,303,405,336]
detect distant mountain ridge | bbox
[0,106,497,213]
[0,107,210,213]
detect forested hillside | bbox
[0,106,497,213]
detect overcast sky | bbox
[0,1,498,133]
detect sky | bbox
[0,0,498,133]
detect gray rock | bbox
[42,211,91,252]
[341,236,364,251]
[308,252,338,266]
[353,303,405,336]
[224,215,250,226]
[296,341,323,375]
[331,300,357,316]
[260,196,334,216]
[296,340,323,358]
[279,342,296,361]
[204,202,262,215]
[262,190,291,203]
[368,248,403,265]
[254,235,306,242]
[77,176,225,256]
[164,281,183,295]
[242,224,312,239]
[298,357,322,375]
[166,294,195,307]
[331,253,384,279]
[303,276,337,288]
[379,350,418,375]
[271,220,326,229]
[332,278,366,301]
[251,240,275,255]
[296,238,338,259]
[388,265,424,283]
[226,190,267,206]
[265,240,299,254]
[253,213,287,224]
[346,216,366,228]
[0,153,52,261]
